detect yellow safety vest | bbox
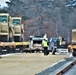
[43,40,48,47]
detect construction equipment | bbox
[0,13,29,54]
[0,13,9,42]
[68,29,76,56]
[10,17,24,42]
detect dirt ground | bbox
[0,53,66,75]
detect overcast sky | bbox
[0,0,9,7]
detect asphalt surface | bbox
[0,53,66,75]
[36,57,75,75]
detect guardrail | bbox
[36,57,76,75]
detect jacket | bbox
[42,40,48,47]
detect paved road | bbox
[0,53,65,75]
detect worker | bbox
[42,38,49,55]
[58,36,62,45]
[29,36,33,50]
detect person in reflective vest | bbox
[42,39,49,55]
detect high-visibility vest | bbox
[43,40,48,47]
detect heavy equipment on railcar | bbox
[0,13,29,54]
[10,17,24,42]
[0,13,9,42]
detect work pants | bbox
[44,47,49,55]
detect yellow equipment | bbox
[68,29,76,56]
[0,13,29,54]
[0,13,9,42]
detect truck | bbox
[0,13,29,54]
[10,17,24,42]
[9,16,26,52]
[0,13,14,54]
[68,29,76,56]
[49,36,68,55]
[49,37,58,54]
[22,35,46,53]
[0,13,9,42]
[28,36,44,53]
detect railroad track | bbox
[36,57,76,75]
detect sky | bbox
[0,0,9,7]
